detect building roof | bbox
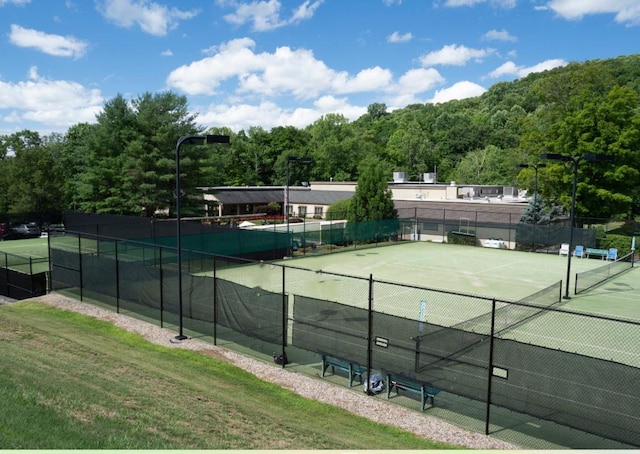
[289,188,353,204]
[200,186,354,206]
[203,188,283,205]
[394,200,527,222]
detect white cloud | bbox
[430,81,486,103]
[0,67,103,127]
[396,68,445,93]
[333,67,394,94]
[374,69,445,111]
[221,0,323,32]
[488,58,567,78]
[238,46,340,98]
[546,0,640,25]
[482,28,517,42]
[9,24,88,58]
[196,97,366,132]
[291,0,324,21]
[387,31,413,43]
[166,38,265,95]
[97,0,199,36]
[419,44,495,66]
[161,49,173,56]
[167,38,402,100]
[171,38,449,131]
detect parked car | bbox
[44,223,66,236]
[0,223,16,240]
[1,231,24,241]
[12,222,41,238]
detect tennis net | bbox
[574,252,634,294]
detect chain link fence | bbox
[49,230,640,447]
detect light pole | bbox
[540,153,614,299]
[517,163,546,252]
[285,156,313,256]
[175,134,229,340]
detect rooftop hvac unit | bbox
[393,171,408,183]
[503,186,516,197]
[423,172,436,183]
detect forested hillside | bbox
[1,54,639,221]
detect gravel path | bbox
[24,293,520,450]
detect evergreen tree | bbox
[348,157,396,222]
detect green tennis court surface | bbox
[0,237,48,258]
[215,241,630,303]
[0,237,49,274]
[212,241,639,365]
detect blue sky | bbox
[1,0,639,136]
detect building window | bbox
[314,206,323,218]
[299,206,307,217]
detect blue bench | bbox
[586,248,608,260]
[386,373,440,411]
[321,354,366,388]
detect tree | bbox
[306,113,359,181]
[541,85,640,220]
[450,145,516,185]
[347,157,396,222]
[73,92,204,217]
[0,130,66,219]
[326,198,351,220]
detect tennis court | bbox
[286,241,609,297]
[214,241,627,309]
[0,237,49,274]
[210,241,639,364]
[0,237,48,259]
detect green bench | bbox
[386,373,440,411]
[586,248,608,260]
[321,354,366,388]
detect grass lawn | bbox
[0,300,457,450]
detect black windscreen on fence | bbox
[291,295,491,402]
[372,311,490,402]
[292,295,369,364]
[82,253,118,300]
[414,328,489,401]
[0,268,47,299]
[119,259,163,310]
[50,247,81,291]
[491,338,640,446]
[216,279,284,345]
[515,223,598,248]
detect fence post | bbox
[115,241,120,314]
[366,273,374,394]
[213,255,218,345]
[280,265,287,368]
[475,211,479,247]
[485,298,497,435]
[442,209,447,243]
[78,234,84,302]
[3,253,8,296]
[159,247,164,328]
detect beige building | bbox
[198,174,529,249]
